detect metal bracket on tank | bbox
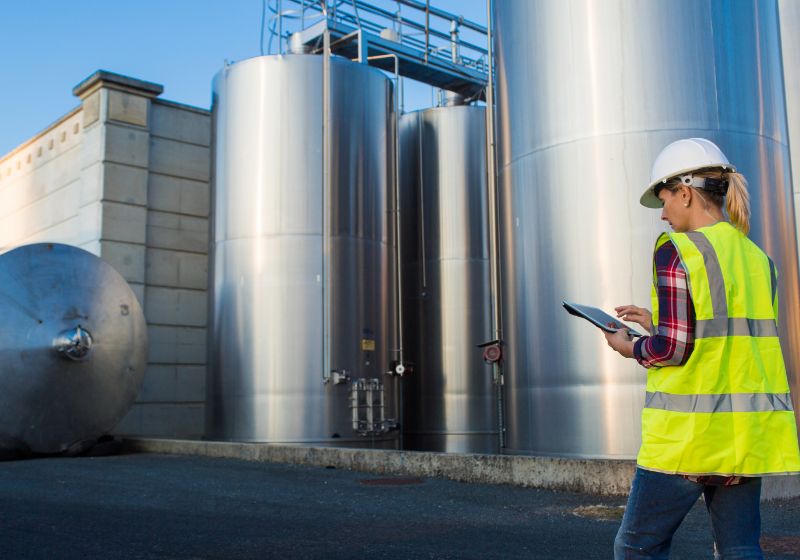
[387,360,412,377]
[350,378,396,436]
[323,369,350,385]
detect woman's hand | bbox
[614,305,653,332]
[603,326,635,359]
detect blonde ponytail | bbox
[725,172,751,235]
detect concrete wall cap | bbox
[153,98,210,116]
[73,70,164,100]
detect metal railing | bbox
[262,0,488,74]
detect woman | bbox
[604,138,800,559]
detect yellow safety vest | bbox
[638,221,800,476]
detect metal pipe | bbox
[350,0,362,29]
[424,0,430,63]
[323,28,332,387]
[367,53,404,449]
[394,63,403,448]
[417,113,427,290]
[450,20,459,64]
[330,29,361,50]
[400,77,404,114]
[379,380,385,426]
[393,57,404,372]
[395,1,401,34]
[396,5,405,114]
[351,382,359,432]
[484,0,504,451]
[367,54,404,371]
[366,382,374,430]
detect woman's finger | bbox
[616,305,641,316]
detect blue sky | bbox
[0,0,487,156]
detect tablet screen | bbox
[562,301,643,337]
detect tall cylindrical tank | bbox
[207,55,398,446]
[399,105,497,453]
[0,243,147,454]
[493,0,800,457]
[780,0,800,259]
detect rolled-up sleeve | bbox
[633,240,695,369]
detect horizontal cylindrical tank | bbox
[0,243,147,454]
[207,55,398,446]
[399,105,497,453]
[493,0,800,457]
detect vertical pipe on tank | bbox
[388,53,405,446]
[365,53,406,444]
[392,62,405,374]
[322,29,332,390]
[417,121,427,290]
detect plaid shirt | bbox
[634,239,743,486]
[633,240,695,368]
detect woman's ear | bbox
[679,185,692,207]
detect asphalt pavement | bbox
[0,453,798,559]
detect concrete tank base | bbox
[122,438,800,500]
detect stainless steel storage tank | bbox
[207,54,399,446]
[780,0,800,251]
[399,105,497,453]
[0,243,147,454]
[493,0,800,457]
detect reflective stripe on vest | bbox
[645,391,794,413]
[696,317,778,338]
[685,231,727,319]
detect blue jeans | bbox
[614,468,762,559]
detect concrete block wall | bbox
[126,98,211,438]
[0,71,211,440]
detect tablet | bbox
[562,301,644,337]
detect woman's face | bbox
[658,187,690,232]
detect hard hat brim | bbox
[640,164,736,209]
[640,186,663,208]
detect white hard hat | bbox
[640,138,735,208]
